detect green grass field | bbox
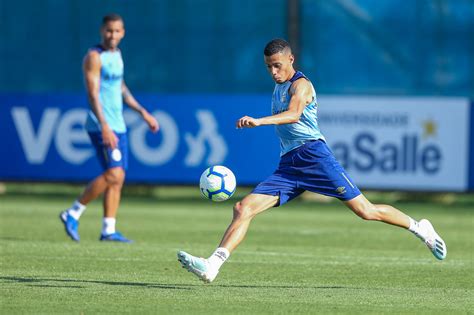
[1,185,473,314]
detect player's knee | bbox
[358,210,377,221]
[233,201,255,221]
[370,204,389,221]
[351,203,381,221]
[104,168,125,187]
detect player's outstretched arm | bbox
[236,79,313,129]
[83,50,118,148]
[122,81,159,133]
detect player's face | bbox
[101,20,125,50]
[264,51,295,83]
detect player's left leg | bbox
[294,140,447,260]
[344,194,409,227]
[102,166,125,218]
[99,166,131,242]
[344,194,447,260]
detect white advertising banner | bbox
[318,96,471,191]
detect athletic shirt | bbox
[85,45,126,133]
[272,71,325,156]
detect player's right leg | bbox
[179,153,303,283]
[178,193,279,283]
[218,193,280,251]
[59,175,108,242]
[79,174,109,205]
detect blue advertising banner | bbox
[0,93,280,185]
[1,93,473,191]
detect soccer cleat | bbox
[419,219,447,260]
[177,250,219,283]
[100,231,133,243]
[59,211,80,242]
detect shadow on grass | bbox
[1,276,350,290]
[0,237,28,241]
[26,284,85,289]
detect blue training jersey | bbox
[85,45,126,133]
[272,71,325,156]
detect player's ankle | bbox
[67,200,87,220]
[207,247,230,270]
[408,217,427,240]
[102,217,116,235]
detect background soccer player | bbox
[60,13,159,242]
[178,38,447,283]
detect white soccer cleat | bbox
[419,219,447,260]
[177,250,219,283]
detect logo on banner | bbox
[332,132,442,174]
[184,110,227,166]
[11,107,227,167]
[326,114,443,175]
[11,107,94,164]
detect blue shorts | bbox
[252,140,361,206]
[88,131,128,171]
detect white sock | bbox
[102,217,116,235]
[207,247,230,270]
[67,200,86,220]
[408,217,426,240]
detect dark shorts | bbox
[252,140,361,206]
[88,131,128,171]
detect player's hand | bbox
[236,116,261,129]
[142,110,159,133]
[102,124,118,149]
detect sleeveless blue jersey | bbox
[272,71,325,156]
[85,45,126,133]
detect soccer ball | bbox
[199,165,236,202]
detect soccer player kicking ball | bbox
[178,39,447,283]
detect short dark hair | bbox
[102,13,123,26]
[264,38,292,56]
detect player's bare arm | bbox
[83,51,118,148]
[83,50,118,148]
[236,79,313,129]
[121,82,159,133]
